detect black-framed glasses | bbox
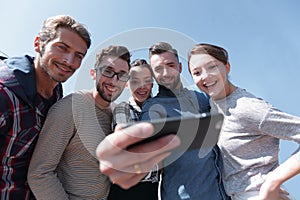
[97,67,130,82]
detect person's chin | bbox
[162,83,172,89]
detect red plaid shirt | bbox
[0,56,62,199]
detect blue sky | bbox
[1,0,300,198]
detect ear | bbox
[179,62,182,73]
[34,36,41,53]
[226,62,231,74]
[90,68,97,80]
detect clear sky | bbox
[1,0,300,198]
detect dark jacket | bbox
[0,56,62,199]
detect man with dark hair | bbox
[140,42,229,199]
[0,15,90,199]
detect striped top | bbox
[28,90,112,200]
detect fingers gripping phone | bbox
[126,113,224,152]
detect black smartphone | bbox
[126,113,224,151]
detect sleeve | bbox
[28,97,74,200]
[0,86,11,133]
[0,85,14,153]
[260,106,300,160]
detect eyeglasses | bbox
[97,67,130,82]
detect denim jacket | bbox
[141,85,230,200]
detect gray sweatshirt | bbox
[211,87,300,196]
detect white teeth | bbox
[106,85,116,92]
[138,91,147,95]
[205,81,216,87]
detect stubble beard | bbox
[160,74,181,91]
[96,83,122,103]
[39,51,65,83]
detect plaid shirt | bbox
[112,97,141,129]
[0,56,62,200]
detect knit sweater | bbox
[28,90,112,200]
[211,87,300,196]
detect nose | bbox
[139,81,147,89]
[110,73,119,83]
[162,66,169,77]
[200,70,209,81]
[63,53,75,66]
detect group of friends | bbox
[1,14,300,200]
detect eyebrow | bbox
[206,61,220,67]
[161,61,177,67]
[59,41,86,57]
[193,61,217,68]
[103,65,129,74]
[166,61,177,65]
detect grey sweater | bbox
[211,87,300,196]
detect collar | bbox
[1,55,62,107]
[157,84,185,97]
[128,96,142,112]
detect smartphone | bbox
[126,112,224,151]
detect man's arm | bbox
[96,123,180,189]
[28,98,74,199]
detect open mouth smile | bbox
[204,81,217,88]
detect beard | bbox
[159,74,181,90]
[39,62,63,83]
[38,50,72,83]
[96,82,122,103]
[39,51,63,83]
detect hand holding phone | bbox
[126,113,224,152]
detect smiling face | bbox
[149,51,182,90]
[127,66,153,106]
[189,54,231,100]
[91,56,130,105]
[35,27,88,83]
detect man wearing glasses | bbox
[27,45,131,199]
